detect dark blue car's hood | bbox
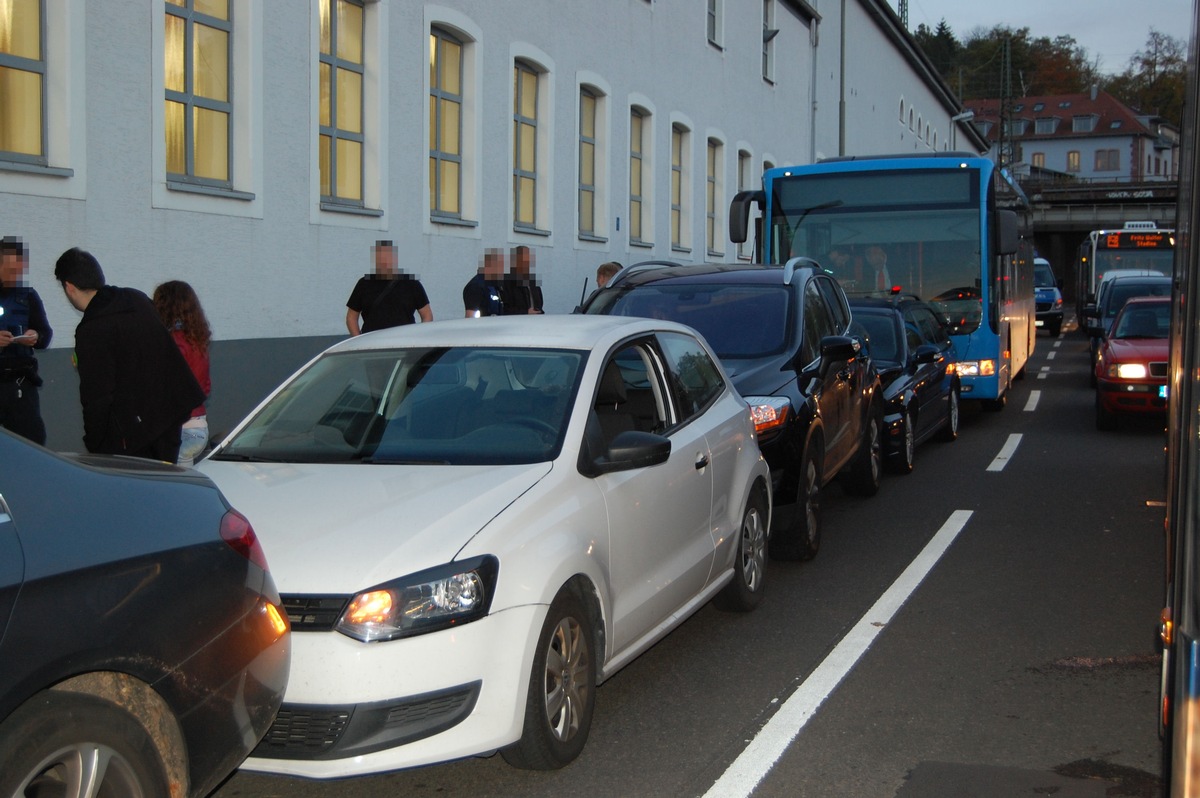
[873,362,908,406]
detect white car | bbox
[199,315,771,777]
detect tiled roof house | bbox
[964,87,1179,183]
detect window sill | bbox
[0,161,74,178]
[321,201,383,217]
[514,225,551,237]
[671,245,692,255]
[578,233,609,244]
[630,239,655,249]
[432,214,479,228]
[171,180,255,202]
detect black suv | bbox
[582,260,882,561]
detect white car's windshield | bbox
[214,347,584,465]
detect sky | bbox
[901,0,1195,75]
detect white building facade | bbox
[0,0,982,449]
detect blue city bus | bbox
[730,153,1035,409]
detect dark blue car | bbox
[0,429,290,797]
[848,296,960,473]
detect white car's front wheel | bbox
[502,587,597,770]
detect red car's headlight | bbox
[1108,362,1148,379]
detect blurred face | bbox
[0,252,27,288]
[374,246,398,276]
[866,246,886,268]
[483,252,504,279]
[512,249,532,277]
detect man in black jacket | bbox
[54,247,204,461]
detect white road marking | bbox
[1037,367,1049,381]
[701,510,974,798]
[987,433,1023,472]
[1046,351,1057,360]
[1024,391,1041,412]
[1053,339,1062,348]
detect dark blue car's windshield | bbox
[592,283,793,359]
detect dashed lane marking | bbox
[986,433,1023,472]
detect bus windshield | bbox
[769,168,984,334]
[1095,247,1174,278]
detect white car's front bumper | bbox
[241,603,544,778]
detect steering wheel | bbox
[506,417,560,439]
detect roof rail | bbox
[608,259,686,288]
[782,256,821,284]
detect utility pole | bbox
[998,37,1012,168]
[897,0,907,28]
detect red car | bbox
[1095,296,1170,430]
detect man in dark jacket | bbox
[0,236,52,444]
[54,247,204,461]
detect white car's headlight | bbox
[336,556,499,642]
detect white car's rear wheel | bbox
[715,488,769,611]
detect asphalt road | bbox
[213,322,1167,798]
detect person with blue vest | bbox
[0,236,52,445]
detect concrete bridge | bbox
[1022,179,1178,302]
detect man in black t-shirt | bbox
[346,240,433,335]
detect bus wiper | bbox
[778,198,844,259]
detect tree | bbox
[1102,30,1187,126]
[948,25,1099,99]
[914,20,960,78]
